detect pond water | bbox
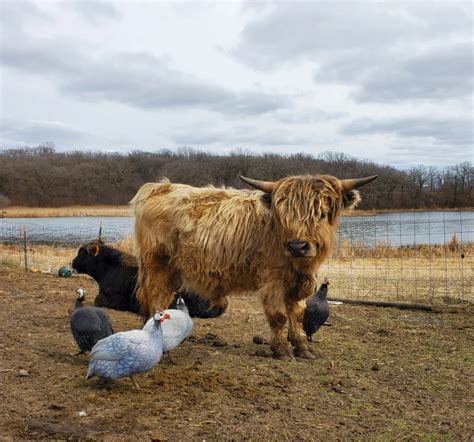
[1,210,472,248]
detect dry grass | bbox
[344,207,474,216]
[320,255,472,304]
[3,205,472,218]
[2,205,130,218]
[1,236,472,304]
[317,237,473,303]
[0,243,77,274]
[333,234,473,259]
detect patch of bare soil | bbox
[0,268,473,440]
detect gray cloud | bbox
[0,119,106,148]
[168,126,228,146]
[275,108,346,124]
[62,52,288,115]
[0,1,52,33]
[67,1,120,23]
[386,144,470,169]
[168,122,314,147]
[1,29,289,116]
[350,42,473,102]
[342,117,473,147]
[234,3,473,101]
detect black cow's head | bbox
[71,240,140,313]
[71,240,126,276]
[72,240,103,275]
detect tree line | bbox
[0,145,472,209]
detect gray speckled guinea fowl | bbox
[86,311,170,389]
[70,288,114,354]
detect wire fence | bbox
[0,211,472,304]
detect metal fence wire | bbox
[0,212,472,304]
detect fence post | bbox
[23,227,28,271]
[98,221,102,241]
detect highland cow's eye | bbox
[320,212,327,219]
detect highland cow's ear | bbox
[86,243,100,256]
[342,190,361,210]
[260,192,272,209]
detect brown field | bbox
[0,267,473,440]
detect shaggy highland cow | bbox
[132,174,377,360]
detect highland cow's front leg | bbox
[261,288,294,361]
[136,253,178,318]
[287,299,315,360]
[287,273,317,360]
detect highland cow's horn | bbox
[340,175,378,191]
[239,176,276,193]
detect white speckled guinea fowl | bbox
[86,311,170,389]
[144,296,194,354]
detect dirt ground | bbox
[0,268,472,441]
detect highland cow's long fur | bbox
[132,174,376,359]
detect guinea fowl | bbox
[145,296,194,359]
[303,278,330,341]
[70,288,114,354]
[86,311,170,390]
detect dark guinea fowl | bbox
[70,288,114,354]
[303,278,330,341]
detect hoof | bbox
[272,350,296,361]
[294,348,317,360]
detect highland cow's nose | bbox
[287,240,310,257]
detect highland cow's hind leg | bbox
[261,288,294,361]
[137,253,179,317]
[287,299,316,360]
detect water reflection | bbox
[1,211,472,248]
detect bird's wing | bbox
[90,331,143,361]
[162,311,190,337]
[71,311,102,333]
[91,308,114,334]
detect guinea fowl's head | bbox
[153,311,171,328]
[75,287,86,302]
[175,296,189,313]
[176,296,185,306]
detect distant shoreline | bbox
[1,205,473,219]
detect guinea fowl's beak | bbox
[160,313,171,322]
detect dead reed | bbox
[2,206,130,218]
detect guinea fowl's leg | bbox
[130,376,140,390]
[166,352,176,365]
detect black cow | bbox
[71,240,228,318]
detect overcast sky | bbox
[0,0,472,168]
